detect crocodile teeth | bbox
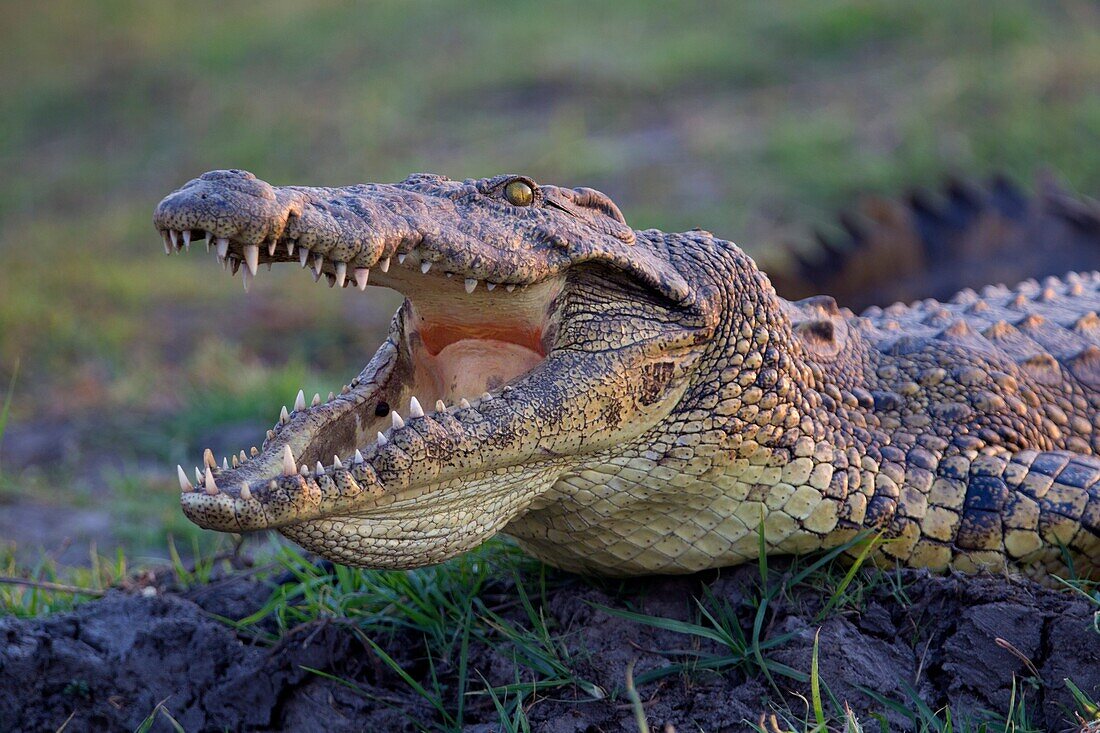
[333,455,342,468]
[267,241,277,257]
[397,253,407,264]
[282,445,296,475]
[377,432,388,446]
[216,237,229,260]
[239,450,247,463]
[182,230,191,251]
[280,405,290,423]
[242,245,259,275]
[354,449,365,464]
[195,467,203,484]
[203,448,217,469]
[204,467,218,495]
[299,247,310,268]
[392,411,405,429]
[242,268,253,293]
[420,261,432,274]
[169,230,179,249]
[435,399,446,412]
[327,391,335,402]
[334,261,347,288]
[161,231,172,255]
[222,457,229,470]
[239,483,252,501]
[311,393,321,407]
[294,389,306,412]
[408,396,424,418]
[230,258,241,276]
[250,446,259,457]
[486,282,496,291]
[481,392,492,401]
[460,398,471,409]
[315,461,325,476]
[464,278,478,293]
[300,464,309,476]
[379,257,391,273]
[354,268,370,290]
[286,241,295,257]
[231,455,239,468]
[313,253,324,277]
[506,284,515,292]
[177,465,193,492]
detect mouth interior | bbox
[167,228,562,492]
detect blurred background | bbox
[1,1,1098,569]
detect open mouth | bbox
[159,224,564,532]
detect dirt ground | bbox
[2,563,1097,732]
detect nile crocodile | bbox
[153,169,1100,581]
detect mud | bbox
[1,564,1097,732]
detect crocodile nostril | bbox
[375,401,390,417]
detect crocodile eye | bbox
[504,180,534,207]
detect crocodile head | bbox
[154,170,719,567]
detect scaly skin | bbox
[154,169,1100,581]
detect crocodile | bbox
[153,169,1100,581]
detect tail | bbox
[767,174,1100,312]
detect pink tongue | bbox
[432,338,543,400]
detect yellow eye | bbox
[504,180,534,206]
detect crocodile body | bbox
[154,170,1100,581]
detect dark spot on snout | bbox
[375,402,390,417]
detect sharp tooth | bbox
[300,464,309,476]
[250,446,259,457]
[161,231,172,255]
[377,432,388,446]
[460,398,472,409]
[334,261,347,288]
[268,241,277,257]
[282,445,296,475]
[392,411,404,429]
[230,258,241,275]
[286,241,295,257]
[354,449,365,463]
[231,455,239,468]
[464,278,477,293]
[216,237,229,260]
[313,267,322,283]
[315,461,325,476]
[239,450,247,462]
[380,257,391,273]
[482,392,493,401]
[408,396,424,418]
[295,389,306,412]
[239,483,252,501]
[195,467,203,484]
[280,405,290,423]
[242,268,253,293]
[445,272,453,278]
[506,284,515,292]
[267,429,276,441]
[333,455,342,468]
[486,282,496,291]
[420,261,432,274]
[169,230,179,249]
[354,268,369,290]
[327,272,337,287]
[311,393,321,407]
[182,230,191,251]
[177,465,193,492]
[204,467,218,495]
[203,448,217,469]
[299,247,311,268]
[435,399,446,412]
[243,245,259,275]
[327,391,335,402]
[341,384,350,394]
[222,457,229,470]
[397,253,407,264]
